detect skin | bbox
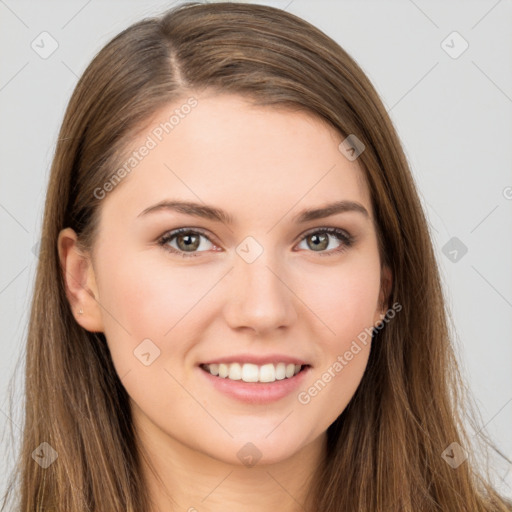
[59,92,391,512]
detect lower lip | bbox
[197,365,312,404]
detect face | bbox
[63,92,390,466]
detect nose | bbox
[222,253,298,336]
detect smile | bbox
[198,362,312,404]
[200,362,308,383]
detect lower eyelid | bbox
[158,228,353,256]
[159,230,215,253]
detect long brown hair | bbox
[2,2,510,510]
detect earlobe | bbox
[57,228,104,332]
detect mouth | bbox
[199,362,311,383]
[198,362,312,404]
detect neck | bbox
[134,413,326,512]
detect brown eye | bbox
[175,232,201,252]
[306,232,329,251]
[158,228,215,257]
[158,226,354,259]
[296,227,354,256]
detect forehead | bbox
[98,93,372,225]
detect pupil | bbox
[310,233,328,251]
[179,234,199,251]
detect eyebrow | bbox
[137,199,370,224]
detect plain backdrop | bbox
[1,0,511,499]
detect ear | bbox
[373,265,392,327]
[57,227,104,332]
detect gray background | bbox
[1,0,511,498]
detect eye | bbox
[157,226,354,258]
[295,227,354,256]
[157,228,217,258]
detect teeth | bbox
[203,362,304,383]
[228,363,242,380]
[275,363,286,380]
[218,363,229,378]
[242,363,259,382]
[259,363,275,382]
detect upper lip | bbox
[199,354,311,367]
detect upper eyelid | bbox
[159,226,352,246]
[160,227,217,244]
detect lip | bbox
[199,353,311,366]
[197,364,312,404]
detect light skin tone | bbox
[59,92,391,512]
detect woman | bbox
[2,2,510,511]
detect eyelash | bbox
[157,227,354,258]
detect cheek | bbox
[297,344,370,431]
[94,249,221,377]
[96,249,210,337]
[295,296,373,431]
[297,252,382,341]
[93,251,202,414]
[293,254,380,417]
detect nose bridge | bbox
[224,240,296,332]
